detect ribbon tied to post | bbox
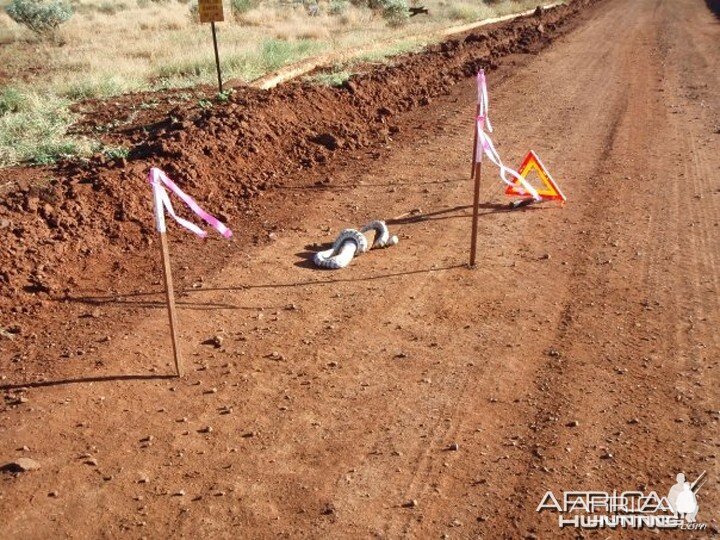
[148,167,232,239]
[474,70,540,201]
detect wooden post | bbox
[211,21,223,93]
[159,232,183,377]
[469,160,482,268]
[470,104,480,179]
[152,183,182,377]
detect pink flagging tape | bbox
[474,70,539,201]
[148,167,232,239]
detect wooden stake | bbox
[211,21,223,93]
[159,232,183,377]
[470,104,480,179]
[469,160,482,268]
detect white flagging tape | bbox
[475,71,540,201]
[314,221,399,269]
[148,167,232,238]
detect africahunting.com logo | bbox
[536,471,707,530]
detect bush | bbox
[378,0,408,26]
[5,0,73,36]
[329,0,349,15]
[230,0,256,16]
[0,87,27,116]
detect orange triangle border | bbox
[505,150,566,202]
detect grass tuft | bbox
[0,90,97,166]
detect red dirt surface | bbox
[1,0,719,537]
[0,0,586,322]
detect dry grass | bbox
[0,0,552,166]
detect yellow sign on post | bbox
[197,0,224,92]
[198,0,224,23]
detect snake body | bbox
[313,221,398,269]
[360,220,400,249]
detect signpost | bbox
[198,0,224,93]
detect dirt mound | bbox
[0,0,598,329]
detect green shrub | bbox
[5,0,73,36]
[230,0,256,16]
[329,0,349,15]
[0,87,28,116]
[364,0,408,26]
[101,145,130,160]
[379,0,408,26]
[96,1,128,15]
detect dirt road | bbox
[1,0,719,537]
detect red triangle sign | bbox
[505,150,566,202]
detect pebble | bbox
[202,335,223,348]
[1,457,41,473]
[566,420,580,428]
[402,499,418,508]
[198,426,213,434]
[447,442,460,452]
[321,503,336,515]
[48,491,59,497]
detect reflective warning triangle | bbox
[505,150,566,202]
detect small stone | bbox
[48,491,59,497]
[402,499,418,508]
[198,426,213,434]
[172,490,186,497]
[321,502,336,515]
[600,451,614,460]
[1,458,41,473]
[447,442,460,452]
[394,352,408,359]
[627,418,640,425]
[138,475,150,484]
[204,388,218,395]
[566,420,579,428]
[84,458,98,466]
[139,435,154,443]
[202,335,223,348]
